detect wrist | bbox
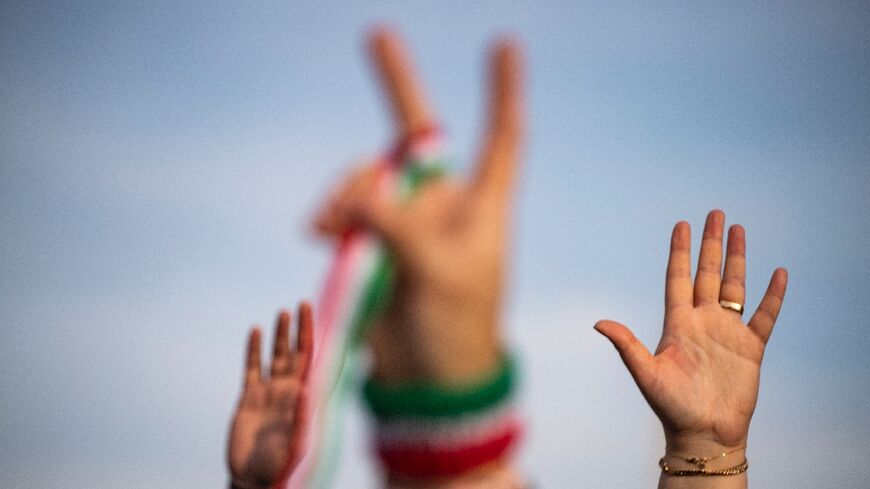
[661,433,747,477]
[386,460,520,488]
[230,477,272,489]
[664,430,746,457]
[420,336,501,385]
[229,478,270,489]
[364,353,522,482]
[368,308,502,385]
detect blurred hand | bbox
[227,303,313,489]
[314,29,524,384]
[595,210,788,456]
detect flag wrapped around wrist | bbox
[284,128,449,489]
[365,354,522,480]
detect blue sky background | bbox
[1,1,868,487]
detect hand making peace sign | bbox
[314,28,524,384]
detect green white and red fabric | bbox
[282,128,520,488]
[365,354,521,480]
[283,128,445,489]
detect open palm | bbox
[227,303,313,489]
[596,210,787,451]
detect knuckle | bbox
[721,275,746,288]
[697,260,721,274]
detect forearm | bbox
[659,472,746,489]
[367,306,502,384]
[229,480,270,489]
[385,461,525,489]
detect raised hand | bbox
[314,28,523,384]
[227,303,313,489]
[595,210,787,485]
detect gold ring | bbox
[719,300,744,315]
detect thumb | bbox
[593,320,654,386]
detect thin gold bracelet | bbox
[659,446,748,476]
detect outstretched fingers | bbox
[665,221,693,313]
[694,210,725,306]
[472,39,524,206]
[720,224,747,310]
[748,268,788,343]
[368,28,436,137]
[270,311,292,377]
[594,320,654,387]
[295,301,314,381]
[244,327,262,388]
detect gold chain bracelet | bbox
[659,446,748,476]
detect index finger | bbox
[748,268,788,344]
[368,28,436,137]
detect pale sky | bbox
[1,1,869,487]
